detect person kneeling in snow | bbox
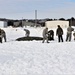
[24,29,30,37]
[48,30,54,40]
[0,28,6,43]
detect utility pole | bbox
[22,17,23,27]
[35,10,37,27]
[70,18,72,26]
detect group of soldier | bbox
[0,25,75,43]
[0,28,30,43]
[42,25,75,43]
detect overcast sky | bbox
[0,0,75,19]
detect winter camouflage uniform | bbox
[56,25,63,42]
[24,29,30,37]
[73,31,75,40]
[66,26,74,41]
[42,27,49,43]
[0,29,6,43]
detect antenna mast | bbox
[35,10,37,27]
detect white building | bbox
[45,20,69,28]
[0,21,7,28]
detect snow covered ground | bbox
[0,26,75,75]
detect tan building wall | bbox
[0,21,7,28]
[45,20,69,28]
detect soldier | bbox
[0,28,6,43]
[56,25,63,42]
[24,29,30,37]
[0,28,2,43]
[66,26,74,41]
[48,30,54,40]
[73,31,75,40]
[42,27,49,43]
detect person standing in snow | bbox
[0,28,2,43]
[56,25,63,42]
[73,31,75,41]
[0,28,6,43]
[66,25,74,41]
[42,27,49,43]
[24,29,30,37]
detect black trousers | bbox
[0,37,2,43]
[58,35,63,42]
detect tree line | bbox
[0,17,75,27]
